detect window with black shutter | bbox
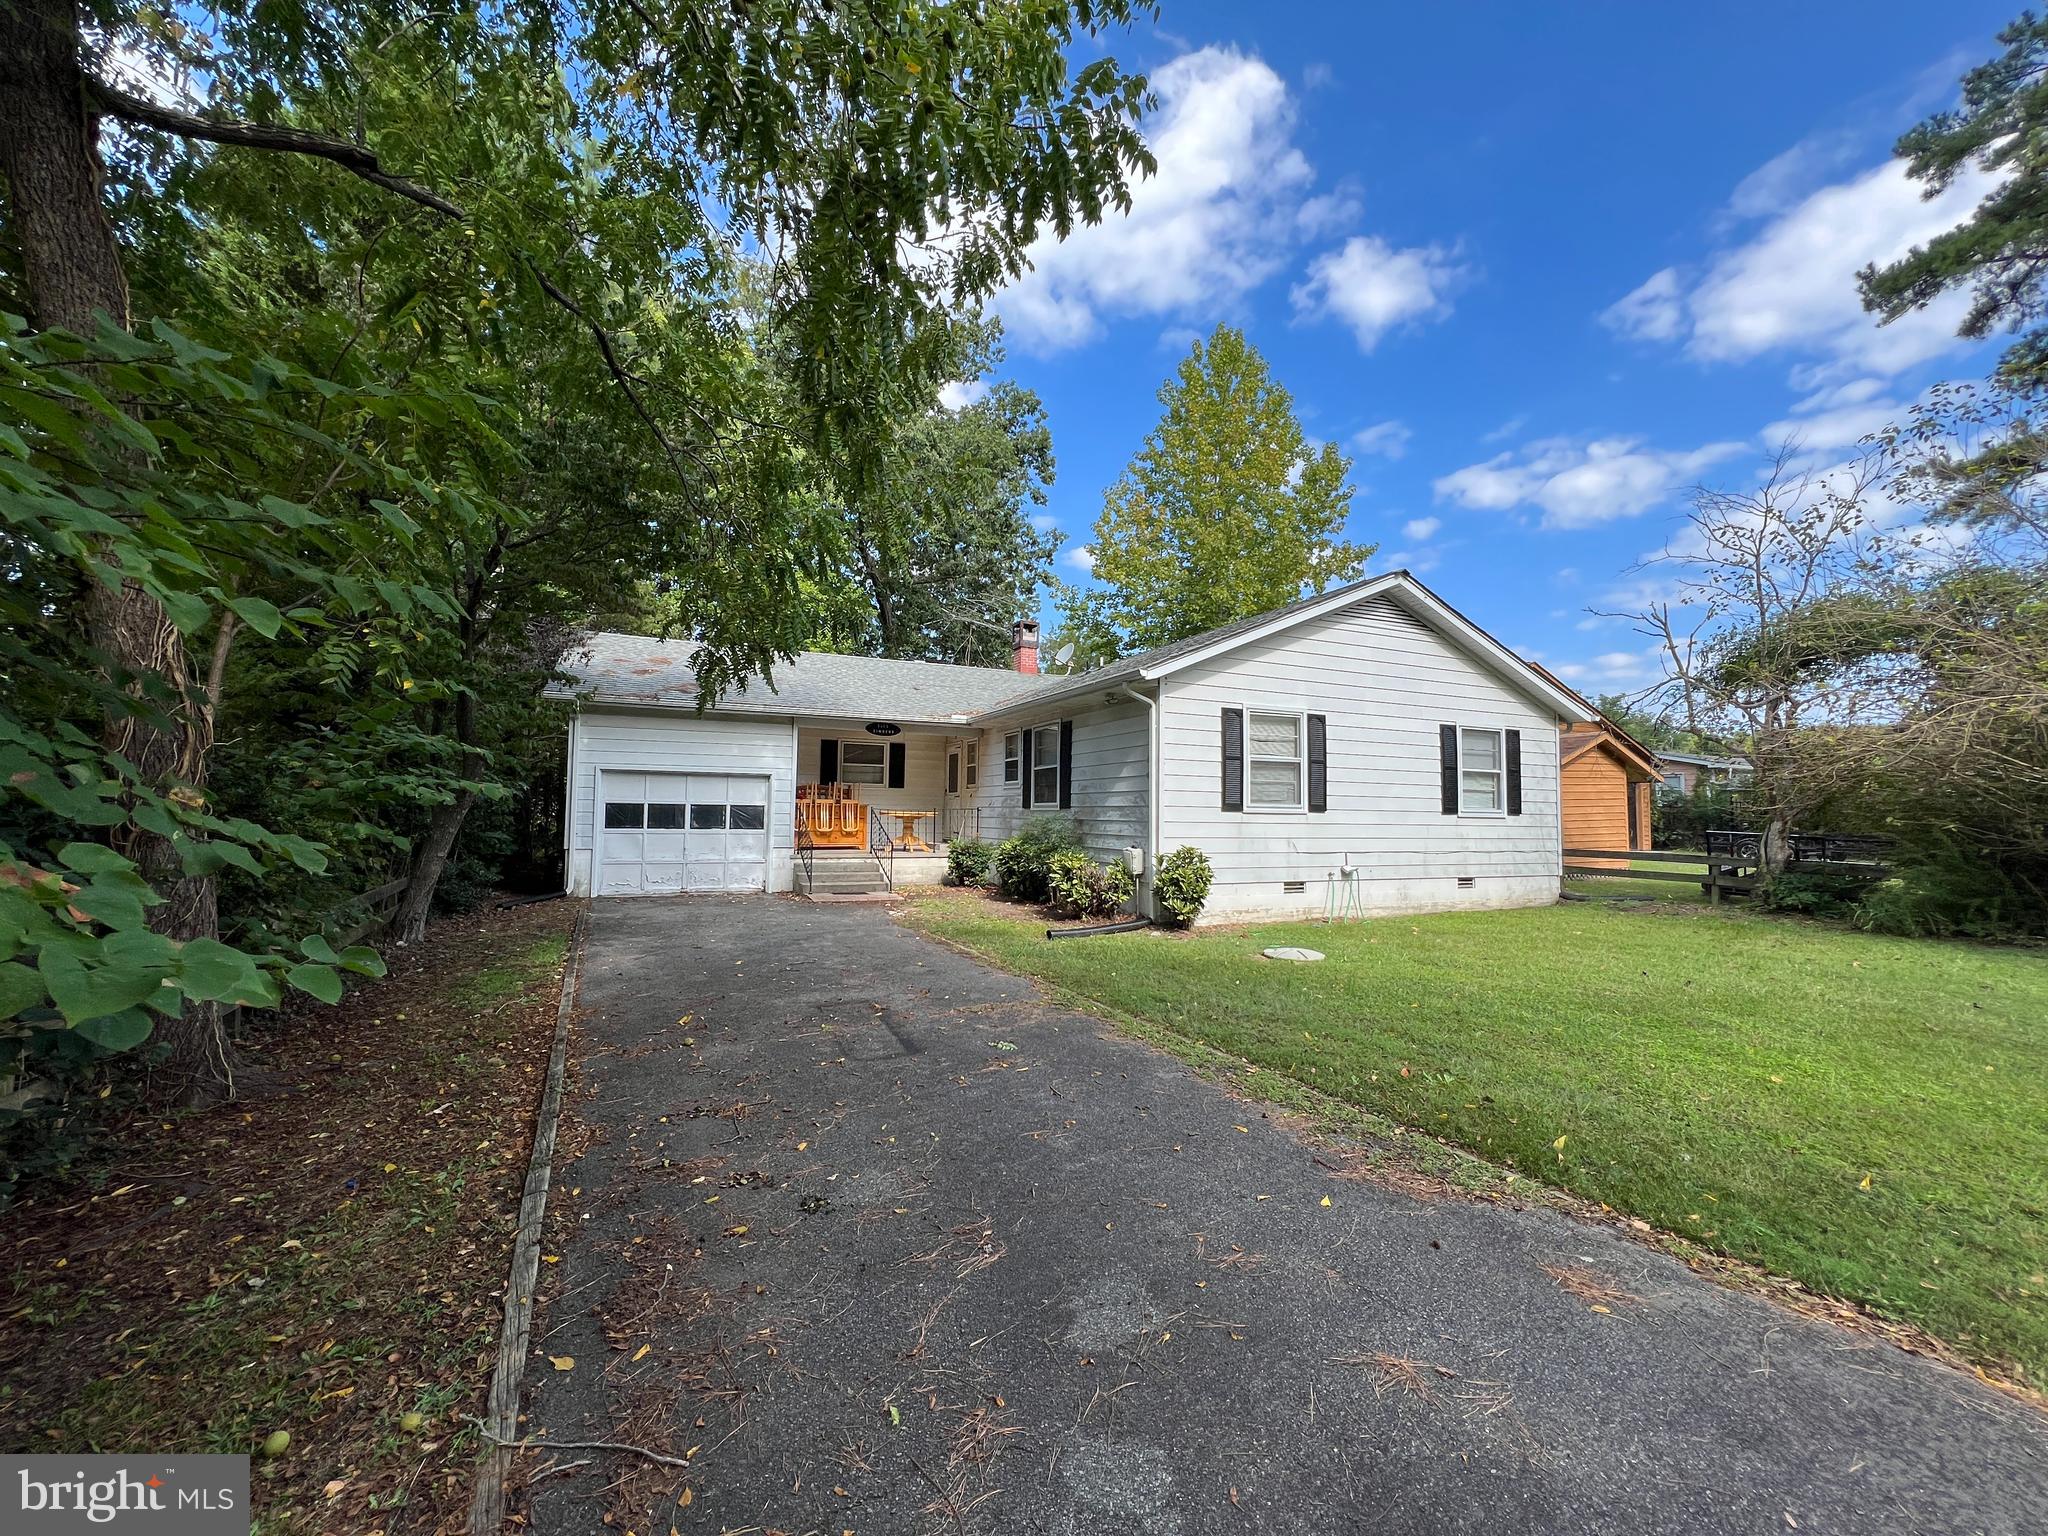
[1307,714,1327,813]
[1221,708,1244,812]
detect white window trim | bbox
[1002,731,1020,783]
[1458,725,1506,818]
[1240,704,1308,814]
[838,737,887,786]
[964,741,978,790]
[1027,722,1062,808]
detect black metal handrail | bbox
[867,807,895,893]
[794,813,815,893]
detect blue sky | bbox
[973,2,2016,694]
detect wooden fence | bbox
[1563,847,1760,904]
[324,876,410,945]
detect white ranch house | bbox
[547,571,1586,923]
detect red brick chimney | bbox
[1010,618,1040,675]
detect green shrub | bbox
[1758,869,1869,920]
[1154,845,1213,928]
[1046,849,1137,919]
[989,815,1083,903]
[945,838,994,887]
[1854,848,2040,940]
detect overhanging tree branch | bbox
[89,79,696,486]
[90,81,464,218]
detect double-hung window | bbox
[839,739,886,786]
[1459,727,1505,815]
[1246,710,1305,810]
[1029,723,1061,806]
[964,742,979,789]
[1003,732,1020,783]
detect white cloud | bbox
[1065,545,1097,573]
[1608,153,2001,378]
[1721,129,1862,223]
[1401,515,1440,542]
[937,379,989,410]
[1550,647,1660,687]
[996,47,1318,351]
[1297,184,1363,239]
[1030,513,1059,533]
[1293,235,1465,351]
[1600,268,1683,343]
[1435,436,1749,530]
[1352,419,1412,459]
[1760,398,1900,455]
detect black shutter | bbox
[820,738,839,785]
[1506,729,1523,816]
[1020,728,1032,808]
[1058,719,1073,809]
[887,740,907,789]
[1307,714,1327,813]
[1221,708,1244,813]
[1439,724,1458,814]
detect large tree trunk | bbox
[2,0,235,1105]
[391,789,478,945]
[391,660,487,945]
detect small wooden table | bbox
[885,810,934,852]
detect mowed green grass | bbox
[907,890,2048,1381]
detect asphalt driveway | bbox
[521,896,2047,1535]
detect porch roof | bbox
[547,632,1066,723]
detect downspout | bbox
[560,702,579,896]
[1117,685,1162,922]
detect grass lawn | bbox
[0,904,572,1533]
[905,889,2048,1385]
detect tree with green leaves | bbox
[835,360,1061,663]
[1860,13,2048,381]
[1,0,1160,1111]
[1058,325,1372,657]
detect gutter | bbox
[1116,685,1163,923]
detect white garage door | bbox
[597,771,771,894]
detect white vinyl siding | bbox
[566,709,796,896]
[1157,594,1559,921]
[960,700,1150,863]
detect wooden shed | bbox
[1526,665,1663,870]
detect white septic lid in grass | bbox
[1262,945,1325,962]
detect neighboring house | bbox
[1525,664,1663,868]
[1656,750,1754,799]
[546,571,1588,923]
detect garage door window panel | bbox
[729,803,765,831]
[690,803,728,829]
[604,802,645,829]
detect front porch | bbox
[792,723,985,896]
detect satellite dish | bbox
[1053,642,1076,674]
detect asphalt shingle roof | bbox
[547,632,1067,722]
